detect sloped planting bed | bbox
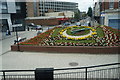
[11,26,120,53]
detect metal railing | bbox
[0,63,120,80]
[0,70,35,80]
[54,63,120,80]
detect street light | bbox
[15,27,20,51]
[92,0,95,27]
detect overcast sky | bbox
[58,0,98,12]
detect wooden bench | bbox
[14,37,26,44]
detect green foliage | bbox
[51,27,63,37]
[56,39,96,43]
[96,27,105,38]
[74,9,81,20]
[87,7,92,17]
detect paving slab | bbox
[2,51,119,70]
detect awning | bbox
[57,18,69,20]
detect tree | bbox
[74,9,81,21]
[87,7,92,17]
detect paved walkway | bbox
[2,51,119,70]
[0,25,119,71]
[0,26,54,41]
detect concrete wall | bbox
[104,11,120,26]
[94,2,101,17]
[45,11,74,18]
[0,14,12,31]
[7,0,16,13]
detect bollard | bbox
[35,68,54,80]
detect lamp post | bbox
[92,0,95,27]
[15,27,20,51]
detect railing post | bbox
[35,68,54,80]
[3,71,6,80]
[85,68,87,80]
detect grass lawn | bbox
[96,27,105,38]
[51,27,63,37]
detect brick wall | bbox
[26,2,34,17]
[114,2,119,9]
[101,2,109,11]
[25,18,59,26]
[101,1,119,11]
[11,45,120,54]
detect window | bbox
[109,2,114,9]
[2,2,7,9]
[118,1,120,8]
[2,2,8,13]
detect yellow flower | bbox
[92,29,96,31]
[75,38,79,40]
[67,37,71,39]
[92,32,97,35]
[62,35,66,38]
[60,32,63,35]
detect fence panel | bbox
[54,63,120,80]
[0,70,35,80]
[0,63,119,80]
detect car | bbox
[27,23,43,31]
[36,25,42,30]
[28,23,34,26]
[63,22,71,26]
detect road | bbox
[0,26,119,70]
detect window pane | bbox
[119,1,120,8]
[109,2,114,9]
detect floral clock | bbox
[59,26,97,40]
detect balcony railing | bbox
[0,63,120,80]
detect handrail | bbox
[0,70,35,72]
[0,63,119,72]
[54,67,120,75]
[54,63,120,71]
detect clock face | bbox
[60,26,97,40]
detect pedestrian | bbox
[6,30,11,35]
[8,30,11,35]
[88,22,91,26]
[27,26,29,31]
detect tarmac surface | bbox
[0,26,119,71]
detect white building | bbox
[26,0,78,17]
[45,11,74,18]
[0,0,16,31]
[104,9,120,29]
[0,0,26,32]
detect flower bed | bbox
[19,26,120,47]
[11,25,120,53]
